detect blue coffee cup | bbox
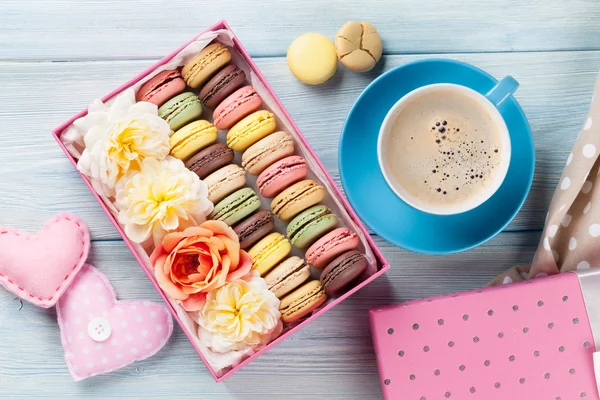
[377,77,519,215]
[339,59,534,254]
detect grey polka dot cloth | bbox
[489,73,599,286]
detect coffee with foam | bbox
[379,84,510,214]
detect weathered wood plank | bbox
[1,0,599,60]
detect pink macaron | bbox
[136,69,186,106]
[305,227,360,269]
[213,85,262,130]
[256,155,309,198]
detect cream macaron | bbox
[241,131,295,175]
[264,256,311,298]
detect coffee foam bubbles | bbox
[381,88,505,209]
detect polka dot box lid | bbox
[369,272,598,400]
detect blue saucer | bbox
[339,59,535,254]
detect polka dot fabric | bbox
[57,265,173,381]
[490,73,600,284]
[370,274,598,400]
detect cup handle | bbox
[485,75,519,107]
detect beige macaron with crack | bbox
[335,21,383,72]
[264,256,311,298]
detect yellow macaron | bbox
[169,120,218,161]
[248,232,292,276]
[287,33,338,85]
[226,110,277,152]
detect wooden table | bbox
[1,1,599,398]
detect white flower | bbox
[76,88,171,197]
[197,271,282,354]
[115,157,213,246]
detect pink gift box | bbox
[370,272,600,399]
[51,20,389,382]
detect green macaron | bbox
[158,92,203,131]
[286,205,338,248]
[209,187,262,226]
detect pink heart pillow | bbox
[0,213,90,308]
[57,265,173,381]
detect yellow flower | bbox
[115,157,214,246]
[77,88,171,197]
[197,271,282,354]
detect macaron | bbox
[199,65,246,109]
[226,110,277,152]
[264,256,310,298]
[204,164,247,204]
[209,187,261,226]
[185,143,234,179]
[136,69,186,106]
[233,210,275,250]
[286,205,338,248]
[320,250,368,296]
[335,21,383,72]
[306,227,360,269]
[271,179,326,221]
[279,280,327,323]
[248,232,292,276]
[257,156,309,198]
[169,120,218,161]
[213,86,262,130]
[158,92,203,132]
[241,131,295,175]
[181,42,232,89]
[287,33,337,85]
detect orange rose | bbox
[149,220,252,311]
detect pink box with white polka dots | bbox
[370,272,598,400]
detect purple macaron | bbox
[319,250,368,296]
[199,65,246,109]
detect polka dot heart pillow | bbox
[0,214,173,381]
[57,265,173,381]
[489,71,600,285]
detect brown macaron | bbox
[233,210,275,250]
[320,250,368,296]
[199,65,247,109]
[185,143,234,179]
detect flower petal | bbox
[123,220,152,243]
[155,260,187,300]
[181,292,207,312]
[220,236,240,269]
[150,251,166,272]
[227,251,252,282]
[129,101,159,116]
[201,220,239,243]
